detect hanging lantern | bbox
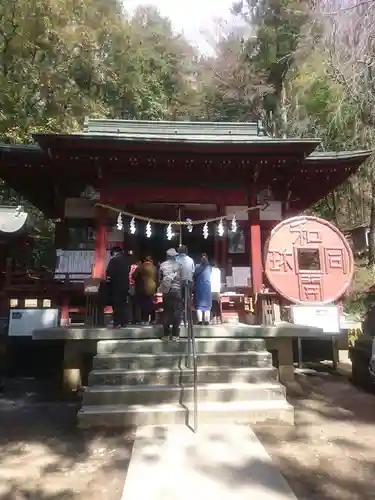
[130,217,136,235]
[203,222,209,239]
[217,219,224,237]
[116,213,124,231]
[166,224,173,240]
[146,221,152,238]
[231,215,237,233]
[186,218,193,233]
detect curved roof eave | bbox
[305,150,372,162]
[33,132,322,146]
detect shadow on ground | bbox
[255,370,375,500]
[0,379,134,500]
[3,369,375,500]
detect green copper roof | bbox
[83,118,266,139]
[78,118,323,145]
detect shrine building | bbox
[0,119,369,396]
[0,119,369,302]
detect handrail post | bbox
[191,314,198,434]
[185,285,198,433]
[185,281,191,369]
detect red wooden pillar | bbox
[93,206,107,279]
[60,295,70,326]
[248,190,263,293]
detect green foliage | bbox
[0,1,200,141]
[0,0,201,266]
[348,328,364,347]
[196,31,271,122]
[233,0,310,133]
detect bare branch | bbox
[323,0,375,16]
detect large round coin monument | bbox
[264,216,354,304]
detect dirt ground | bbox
[257,370,375,500]
[1,370,375,500]
[0,396,134,500]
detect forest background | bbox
[0,0,374,316]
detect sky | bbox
[123,0,239,54]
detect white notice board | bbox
[291,305,340,334]
[232,267,251,287]
[8,309,59,336]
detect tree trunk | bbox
[331,191,338,225]
[368,177,375,267]
[280,82,288,138]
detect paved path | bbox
[121,424,297,500]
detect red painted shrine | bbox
[0,119,370,326]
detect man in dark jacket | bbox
[106,246,131,328]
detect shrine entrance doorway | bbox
[180,230,215,264]
[121,203,216,265]
[125,223,215,266]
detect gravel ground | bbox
[257,371,375,500]
[1,372,375,500]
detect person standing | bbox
[159,248,183,341]
[194,254,212,325]
[176,245,195,281]
[133,256,157,324]
[106,246,131,328]
[210,261,222,324]
[176,245,195,325]
[127,258,139,324]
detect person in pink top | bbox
[128,259,139,324]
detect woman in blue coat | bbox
[194,254,212,325]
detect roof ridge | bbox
[83,118,266,137]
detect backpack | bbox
[159,261,181,294]
[159,270,177,294]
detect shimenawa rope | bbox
[95,202,270,225]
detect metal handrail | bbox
[184,281,198,433]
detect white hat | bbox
[167,248,177,257]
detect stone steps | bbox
[78,333,294,428]
[82,382,286,406]
[93,351,272,370]
[89,365,279,386]
[78,399,294,428]
[96,338,266,355]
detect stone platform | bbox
[33,322,323,341]
[32,323,329,393]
